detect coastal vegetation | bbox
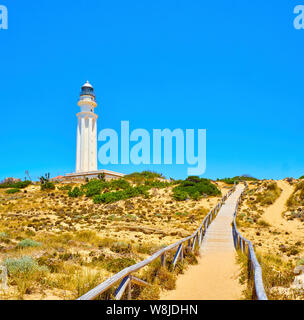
[236,179,304,299]
[217,175,258,185]
[0,171,219,299]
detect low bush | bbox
[93,186,149,204]
[17,238,42,249]
[104,258,136,273]
[58,185,72,191]
[68,187,83,198]
[217,176,258,184]
[5,188,21,194]
[287,181,304,208]
[40,173,55,191]
[144,180,171,188]
[3,256,48,298]
[41,181,55,191]
[256,182,281,206]
[0,180,31,189]
[109,179,131,190]
[125,171,164,180]
[173,189,188,201]
[3,256,47,275]
[76,270,103,298]
[110,241,132,254]
[125,171,164,184]
[0,232,8,238]
[82,179,107,197]
[257,220,270,227]
[173,176,221,201]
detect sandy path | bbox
[160,185,245,300]
[261,180,303,235]
[262,180,294,227]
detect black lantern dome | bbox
[80,81,95,98]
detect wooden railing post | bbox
[0,266,7,291]
[115,276,130,300]
[180,245,184,263]
[161,253,166,267]
[173,244,183,268]
[204,219,208,230]
[232,227,236,249]
[247,250,252,280]
[127,281,132,300]
[199,228,204,246]
[191,236,196,252]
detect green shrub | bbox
[13,181,32,188]
[104,258,136,273]
[5,188,21,194]
[17,238,42,248]
[144,180,171,188]
[299,176,304,180]
[109,179,130,190]
[110,241,132,254]
[173,190,188,201]
[93,186,149,204]
[58,185,72,191]
[39,173,55,190]
[3,256,47,275]
[175,211,188,216]
[68,187,83,198]
[258,219,270,227]
[217,176,258,184]
[82,179,107,197]
[40,181,55,191]
[125,171,164,180]
[0,180,31,189]
[173,176,221,201]
[191,191,201,200]
[125,171,164,184]
[2,256,49,298]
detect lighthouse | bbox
[76,81,98,173]
[65,82,125,181]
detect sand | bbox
[160,184,245,300]
[258,180,304,241]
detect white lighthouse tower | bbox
[64,82,125,181]
[76,81,98,173]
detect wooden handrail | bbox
[77,185,236,300]
[232,182,268,300]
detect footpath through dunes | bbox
[160,184,245,300]
[262,180,296,231]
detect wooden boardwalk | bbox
[160,184,245,300]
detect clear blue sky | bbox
[0,0,303,181]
